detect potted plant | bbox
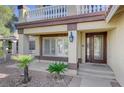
[12,55,33,83]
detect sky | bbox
[14,5,35,17]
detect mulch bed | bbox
[0,62,73,87]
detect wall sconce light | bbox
[69,32,74,42]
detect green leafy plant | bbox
[12,55,33,83]
[47,62,68,76]
[0,49,4,57]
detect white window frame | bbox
[42,36,68,57]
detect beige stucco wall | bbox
[18,35,41,56]
[107,12,124,86]
[77,32,82,60]
[35,36,41,56]
[24,25,67,35]
[77,32,85,63]
[77,21,116,32]
[29,36,41,56]
[18,34,29,54]
[23,21,116,35]
[68,31,78,64]
[81,32,86,63]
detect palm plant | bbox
[12,55,33,83]
[47,62,68,79]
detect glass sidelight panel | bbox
[86,37,90,61]
[93,35,104,60]
[44,39,50,55]
[64,38,68,56]
[51,39,56,55]
[56,38,64,56]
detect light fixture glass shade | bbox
[69,32,74,42]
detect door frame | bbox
[85,32,107,64]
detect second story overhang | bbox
[16,11,106,29]
[16,5,110,29]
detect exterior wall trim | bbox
[38,56,68,62]
[106,5,120,23]
[16,12,105,29]
[67,23,77,31]
[105,5,113,17]
[68,63,78,70]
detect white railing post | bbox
[97,5,100,12]
[89,5,92,13]
[102,5,106,11]
[93,5,97,12]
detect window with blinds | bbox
[42,37,68,57]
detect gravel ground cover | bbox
[0,62,74,87]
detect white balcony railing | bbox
[77,5,109,14]
[26,5,68,21]
[25,5,109,22]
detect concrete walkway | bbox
[7,60,78,76]
[78,63,121,87]
[7,60,53,73]
[7,61,121,87]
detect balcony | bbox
[20,5,109,22]
[26,6,68,21]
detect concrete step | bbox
[78,71,116,79]
[78,68,114,76]
[78,63,116,79]
[79,64,113,71]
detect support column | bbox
[18,34,29,55]
[35,36,40,56]
[3,40,8,62]
[12,40,17,55]
[67,6,77,16]
[77,32,82,63]
[67,23,78,75]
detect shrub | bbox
[12,55,33,83]
[47,62,68,75]
[12,55,33,68]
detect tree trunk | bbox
[23,65,29,83]
[54,73,61,80]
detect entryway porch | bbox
[76,30,120,87]
[78,63,120,87]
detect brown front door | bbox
[86,32,107,64]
